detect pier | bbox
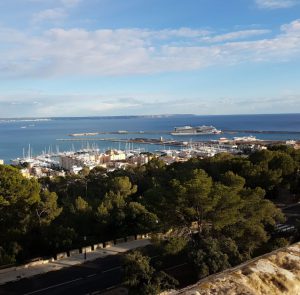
[222,129,300,135]
[57,137,291,147]
[57,137,184,147]
[69,131,170,136]
[68,129,300,137]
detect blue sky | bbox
[0,0,300,117]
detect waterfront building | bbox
[20,168,31,178]
[105,149,126,161]
[60,155,83,171]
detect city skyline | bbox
[0,0,300,117]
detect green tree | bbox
[0,165,40,262]
[269,151,295,176]
[162,236,188,256]
[125,202,159,235]
[209,183,242,231]
[223,187,285,257]
[74,196,91,212]
[180,169,214,233]
[35,189,62,225]
[220,171,245,190]
[110,176,137,198]
[78,166,90,177]
[249,149,274,165]
[123,251,178,295]
[188,237,230,279]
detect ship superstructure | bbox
[171,125,221,135]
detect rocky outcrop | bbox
[166,242,300,295]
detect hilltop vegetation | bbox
[0,145,300,292]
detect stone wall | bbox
[166,242,300,295]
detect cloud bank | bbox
[31,0,81,24]
[0,20,299,79]
[255,0,299,9]
[1,92,299,117]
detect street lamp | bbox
[83,236,87,260]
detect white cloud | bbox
[60,0,81,7]
[255,0,299,9]
[0,20,300,78]
[31,0,80,24]
[203,29,271,43]
[28,0,81,7]
[1,92,299,117]
[32,8,67,24]
[0,93,152,117]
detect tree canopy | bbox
[0,146,298,292]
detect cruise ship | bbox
[171,125,221,135]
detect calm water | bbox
[0,114,300,163]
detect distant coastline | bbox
[1,113,300,121]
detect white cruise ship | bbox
[171,125,221,135]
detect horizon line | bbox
[1,112,300,120]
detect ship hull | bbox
[171,132,220,135]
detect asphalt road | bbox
[0,254,124,295]
[282,203,300,215]
[281,203,300,226]
[0,253,192,295]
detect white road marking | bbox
[165,262,188,271]
[23,277,83,294]
[105,285,118,290]
[102,266,121,273]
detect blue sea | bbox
[0,114,300,164]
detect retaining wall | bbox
[0,233,151,272]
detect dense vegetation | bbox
[1,145,300,293]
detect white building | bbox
[105,149,126,161]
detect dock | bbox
[57,137,184,147]
[68,129,300,137]
[56,137,291,147]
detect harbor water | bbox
[0,113,300,163]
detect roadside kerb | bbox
[56,252,68,260]
[0,239,151,286]
[24,260,50,268]
[82,246,92,253]
[69,249,80,256]
[126,236,135,242]
[93,243,103,250]
[136,234,149,240]
[115,238,126,245]
[0,259,51,274]
[103,240,114,248]
[0,266,18,274]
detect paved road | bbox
[0,254,125,295]
[0,250,191,295]
[282,203,300,215]
[281,203,300,226]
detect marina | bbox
[11,134,300,178]
[2,114,300,165]
[68,128,300,137]
[57,136,293,146]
